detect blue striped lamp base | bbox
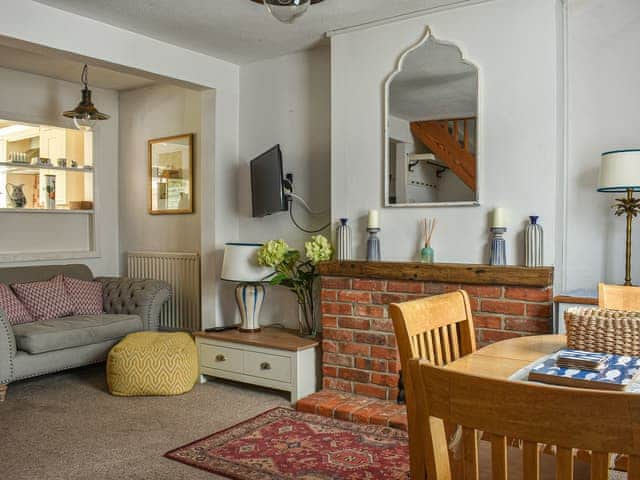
[235,283,265,332]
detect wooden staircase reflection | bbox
[410,118,477,191]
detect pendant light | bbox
[250,0,325,24]
[62,64,110,131]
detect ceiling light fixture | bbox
[62,64,110,131]
[250,0,325,24]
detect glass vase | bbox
[420,245,434,263]
[297,299,318,339]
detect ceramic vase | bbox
[366,228,381,261]
[524,216,543,267]
[44,175,56,209]
[336,218,352,260]
[420,245,434,263]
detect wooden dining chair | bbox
[390,290,477,480]
[409,358,640,480]
[599,282,640,311]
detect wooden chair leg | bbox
[0,384,7,402]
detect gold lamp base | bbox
[614,189,640,286]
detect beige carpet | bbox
[0,365,289,480]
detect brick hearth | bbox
[295,261,554,426]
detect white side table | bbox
[194,327,320,404]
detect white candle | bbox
[368,209,380,229]
[492,208,506,228]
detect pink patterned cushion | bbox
[63,276,103,315]
[0,283,34,326]
[12,274,74,321]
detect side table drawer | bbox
[200,344,243,374]
[243,351,291,384]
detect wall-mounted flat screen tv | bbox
[250,145,288,218]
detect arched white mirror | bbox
[385,28,479,207]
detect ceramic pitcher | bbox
[6,183,27,208]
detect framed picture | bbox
[148,133,194,214]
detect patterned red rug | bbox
[165,407,410,479]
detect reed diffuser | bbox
[420,217,436,264]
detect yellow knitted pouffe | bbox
[107,332,198,396]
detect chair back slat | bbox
[489,434,507,480]
[522,441,540,480]
[409,359,640,478]
[599,282,640,311]
[462,427,479,480]
[390,290,477,480]
[590,452,610,480]
[628,455,640,480]
[555,447,573,480]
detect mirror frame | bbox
[148,133,194,215]
[383,26,481,208]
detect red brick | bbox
[372,372,398,387]
[296,396,319,414]
[526,303,552,318]
[481,299,525,315]
[333,398,376,421]
[321,290,337,301]
[322,303,353,315]
[338,317,371,330]
[389,388,400,402]
[355,357,387,372]
[354,331,388,345]
[479,329,522,344]
[323,328,353,342]
[462,285,503,298]
[338,368,371,383]
[386,335,397,348]
[339,342,370,356]
[352,279,386,291]
[371,318,394,332]
[387,281,423,294]
[322,340,338,353]
[321,315,337,328]
[371,346,399,360]
[323,353,354,367]
[322,277,351,289]
[316,395,353,417]
[389,414,408,431]
[323,377,353,393]
[354,384,388,400]
[356,304,385,318]
[371,292,408,305]
[469,297,480,311]
[424,282,460,294]
[387,360,401,373]
[337,290,373,303]
[504,287,552,302]
[322,365,338,378]
[504,317,552,333]
[473,314,502,329]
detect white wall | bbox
[238,47,331,328]
[118,84,202,272]
[331,0,561,264]
[0,0,239,327]
[563,0,640,290]
[0,66,119,274]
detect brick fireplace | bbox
[296,261,554,427]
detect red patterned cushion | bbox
[0,283,34,326]
[63,276,103,315]
[12,274,74,321]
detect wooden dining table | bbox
[445,334,566,379]
[444,333,630,472]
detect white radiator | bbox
[127,251,201,331]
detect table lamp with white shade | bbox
[598,149,640,286]
[221,243,273,332]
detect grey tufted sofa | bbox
[0,264,171,401]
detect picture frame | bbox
[148,133,194,215]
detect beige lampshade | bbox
[598,149,640,192]
[220,243,273,282]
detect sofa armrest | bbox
[96,277,171,331]
[0,310,16,384]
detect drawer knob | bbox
[215,354,226,362]
[260,362,271,371]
